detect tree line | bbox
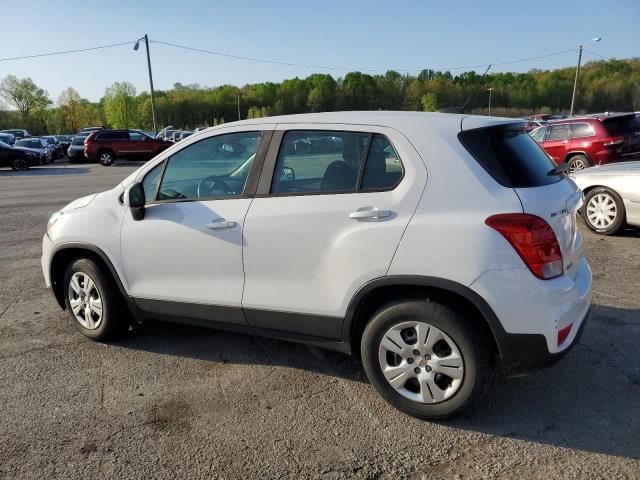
[1,57,638,135]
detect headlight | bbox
[47,212,61,236]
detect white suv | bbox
[42,112,592,419]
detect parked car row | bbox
[529,113,640,173]
[0,128,78,169]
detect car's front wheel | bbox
[64,258,127,341]
[582,187,626,235]
[361,300,490,419]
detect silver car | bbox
[570,161,640,235]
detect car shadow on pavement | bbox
[0,166,89,176]
[115,303,640,460]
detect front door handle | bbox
[349,208,392,220]
[206,219,236,230]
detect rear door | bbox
[241,125,427,338]
[543,124,571,164]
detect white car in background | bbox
[42,112,592,419]
[570,161,640,235]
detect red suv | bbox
[84,130,172,166]
[529,113,640,172]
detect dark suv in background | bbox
[530,113,640,172]
[84,129,172,166]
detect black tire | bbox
[567,154,590,173]
[582,187,626,235]
[361,300,490,420]
[63,258,128,341]
[11,157,28,171]
[98,150,115,166]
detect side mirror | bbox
[124,182,146,221]
[281,166,295,181]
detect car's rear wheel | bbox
[567,154,590,173]
[582,187,625,235]
[361,300,490,419]
[98,150,115,166]
[11,158,28,171]
[63,258,128,341]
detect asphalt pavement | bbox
[1,160,639,479]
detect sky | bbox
[0,0,638,104]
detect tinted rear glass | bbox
[459,126,561,188]
[603,115,640,135]
[97,131,129,140]
[72,136,87,145]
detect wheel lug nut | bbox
[424,354,431,360]
[426,366,432,372]
[414,367,421,374]
[412,349,420,356]
[407,358,414,364]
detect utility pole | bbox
[569,37,601,117]
[569,46,583,118]
[487,88,493,116]
[134,34,158,133]
[237,89,241,121]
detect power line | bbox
[0,38,612,73]
[0,41,134,62]
[151,39,578,72]
[583,49,614,60]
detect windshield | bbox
[16,140,41,149]
[0,141,10,148]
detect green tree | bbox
[0,75,51,125]
[103,81,138,128]
[58,87,87,132]
[421,92,438,112]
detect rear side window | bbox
[97,131,129,140]
[570,123,595,138]
[459,126,560,188]
[271,131,403,195]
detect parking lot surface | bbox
[1,162,639,479]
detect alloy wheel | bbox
[568,158,587,173]
[378,321,464,403]
[68,272,103,329]
[586,193,617,229]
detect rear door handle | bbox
[206,219,236,230]
[349,208,391,220]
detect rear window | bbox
[459,126,561,188]
[72,136,87,145]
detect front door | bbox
[120,129,268,325]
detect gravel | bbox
[1,161,639,479]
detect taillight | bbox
[557,324,572,346]
[485,213,563,280]
[603,136,624,147]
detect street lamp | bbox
[134,34,157,133]
[487,88,493,116]
[569,37,601,117]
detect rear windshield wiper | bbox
[548,162,570,176]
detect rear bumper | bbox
[470,256,592,376]
[496,305,590,376]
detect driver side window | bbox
[154,131,263,201]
